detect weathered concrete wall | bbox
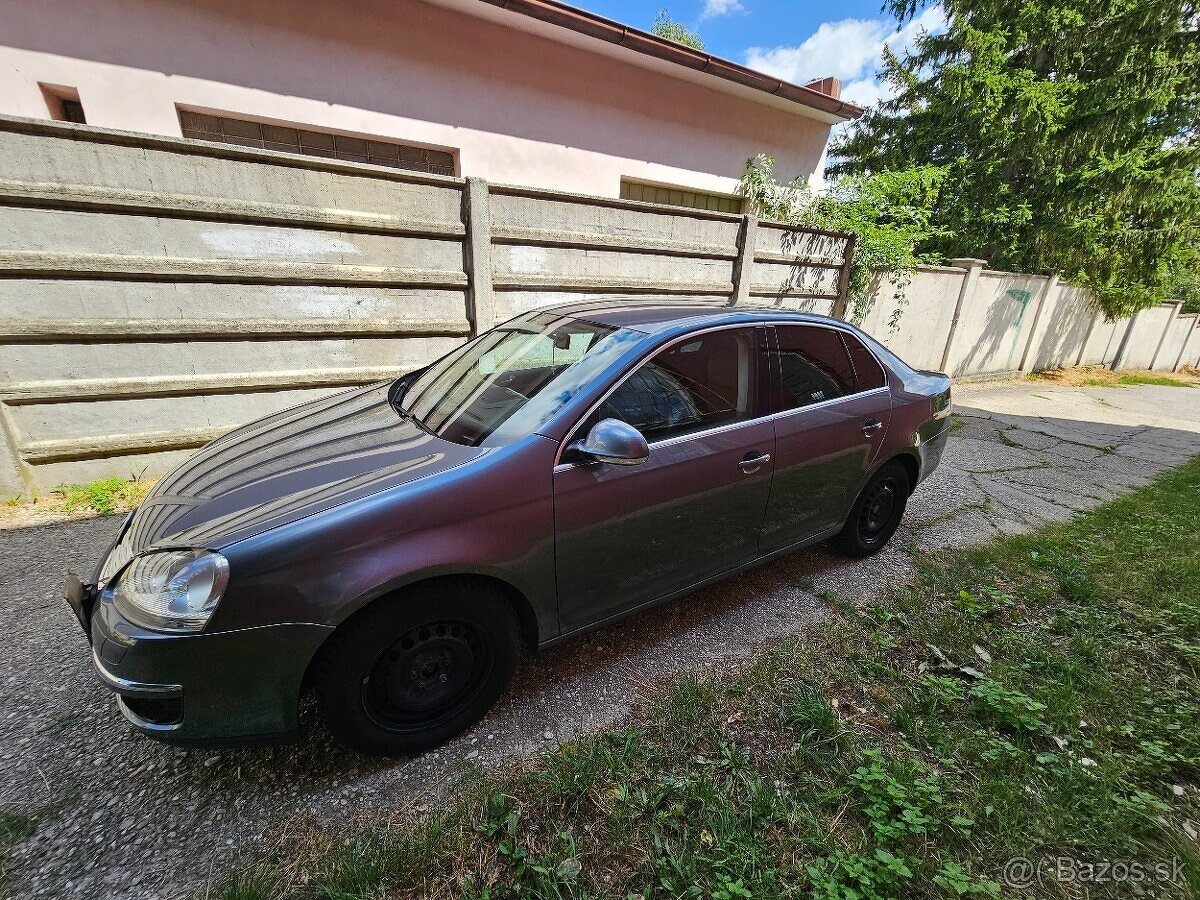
[944,270,1049,377]
[1118,303,1179,371]
[1172,316,1200,374]
[1024,283,1095,372]
[1079,316,1125,367]
[859,266,964,372]
[862,264,1199,382]
[2,115,1195,497]
[1151,312,1195,372]
[0,116,851,496]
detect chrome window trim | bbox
[761,385,889,426]
[552,318,892,469]
[552,386,891,471]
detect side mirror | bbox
[572,418,649,466]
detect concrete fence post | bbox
[1017,272,1059,372]
[939,258,988,375]
[1110,312,1141,371]
[729,214,758,306]
[463,177,495,336]
[1074,308,1100,367]
[831,232,858,321]
[1147,301,1183,372]
[0,405,29,498]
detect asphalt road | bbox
[1,380,1197,899]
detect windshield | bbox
[395,311,641,447]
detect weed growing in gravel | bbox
[57,475,151,516]
[212,457,1200,899]
[0,810,37,886]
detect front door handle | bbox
[739,452,771,474]
[862,420,884,436]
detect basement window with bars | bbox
[178,110,457,175]
[620,179,744,214]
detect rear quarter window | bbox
[842,332,887,391]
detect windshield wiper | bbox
[394,405,435,436]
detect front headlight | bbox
[110,549,230,632]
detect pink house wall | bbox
[0,0,834,197]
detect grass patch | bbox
[214,458,1200,899]
[0,810,38,887]
[1110,374,1198,388]
[58,475,152,516]
[1,474,155,524]
[1033,366,1200,389]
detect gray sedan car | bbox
[66,302,952,755]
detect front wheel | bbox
[315,579,519,756]
[830,462,911,557]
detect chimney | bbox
[803,77,841,99]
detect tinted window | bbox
[397,311,641,447]
[843,332,887,391]
[598,328,762,442]
[774,325,856,410]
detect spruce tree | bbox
[832,0,1200,317]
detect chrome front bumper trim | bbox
[92,646,183,697]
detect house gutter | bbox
[476,0,865,121]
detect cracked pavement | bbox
[1,380,1197,899]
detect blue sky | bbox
[569,1,945,107]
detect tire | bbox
[830,461,911,557]
[315,578,520,756]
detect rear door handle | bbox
[739,452,771,474]
[862,420,884,436]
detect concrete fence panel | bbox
[0,116,852,495]
[1078,315,1126,366]
[1177,318,1200,370]
[945,271,1049,377]
[1151,312,1194,372]
[749,222,848,314]
[858,266,964,372]
[1118,304,1178,371]
[1023,282,1095,372]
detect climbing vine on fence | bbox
[739,155,947,326]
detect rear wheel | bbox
[830,462,911,557]
[315,579,519,756]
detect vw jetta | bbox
[66,302,951,755]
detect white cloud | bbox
[744,5,944,103]
[840,76,891,108]
[701,0,744,20]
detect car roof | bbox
[542,300,849,333]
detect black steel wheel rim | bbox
[361,620,492,732]
[858,476,900,544]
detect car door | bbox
[553,325,774,633]
[758,323,892,554]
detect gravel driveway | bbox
[2,380,1197,899]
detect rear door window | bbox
[772,325,857,411]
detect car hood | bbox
[114,382,485,557]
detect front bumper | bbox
[81,587,333,746]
